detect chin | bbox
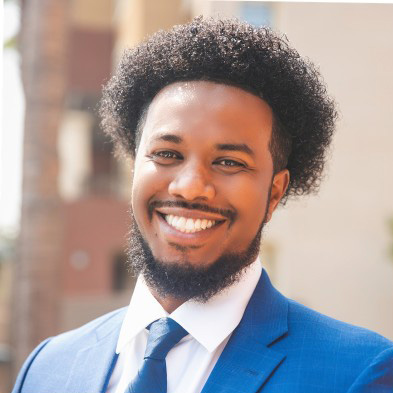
[158,251,219,269]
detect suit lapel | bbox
[202,269,288,393]
[64,310,125,393]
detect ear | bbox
[265,169,290,223]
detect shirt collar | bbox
[116,258,262,354]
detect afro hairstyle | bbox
[100,16,337,202]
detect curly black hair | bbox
[100,16,337,201]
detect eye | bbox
[148,150,183,164]
[214,158,246,168]
[155,151,178,159]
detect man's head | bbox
[100,17,337,303]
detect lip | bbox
[155,206,228,222]
[154,210,227,245]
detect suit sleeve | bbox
[11,338,52,393]
[347,346,393,393]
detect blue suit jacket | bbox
[12,270,393,393]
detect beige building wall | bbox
[70,0,114,30]
[190,1,393,339]
[114,0,189,61]
[269,2,393,340]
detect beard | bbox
[126,189,271,303]
[127,215,265,303]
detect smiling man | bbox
[129,81,286,312]
[13,17,393,393]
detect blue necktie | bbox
[125,317,188,393]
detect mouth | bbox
[159,213,223,233]
[154,207,227,239]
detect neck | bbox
[150,288,187,314]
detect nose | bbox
[168,161,216,202]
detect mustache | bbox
[149,200,237,222]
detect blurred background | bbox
[1,0,393,391]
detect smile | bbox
[164,215,218,233]
[154,206,228,241]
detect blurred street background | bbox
[1,1,393,392]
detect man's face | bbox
[130,81,289,299]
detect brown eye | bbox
[156,151,178,159]
[149,150,183,164]
[215,159,245,167]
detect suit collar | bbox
[117,259,262,354]
[65,309,126,393]
[170,258,262,353]
[202,269,288,393]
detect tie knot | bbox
[144,318,188,360]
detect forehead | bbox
[141,80,273,146]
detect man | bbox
[13,17,393,393]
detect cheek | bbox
[131,163,170,220]
[238,190,268,229]
[220,175,270,241]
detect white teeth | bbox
[200,219,207,230]
[163,214,216,233]
[177,217,186,230]
[185,218,194,230]
[195,219,201,230]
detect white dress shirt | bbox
[106,259,262,393]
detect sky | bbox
[1,1,24,236]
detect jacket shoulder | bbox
[12,307,127,393]
[287,298,393,352]
[31,306,127,364]
[265,298,393,392]
[49,306,127,346]
[285,299,393,387]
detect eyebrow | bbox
[152,134,254,157]
[153,134,183,144]
[215,143,255,157]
